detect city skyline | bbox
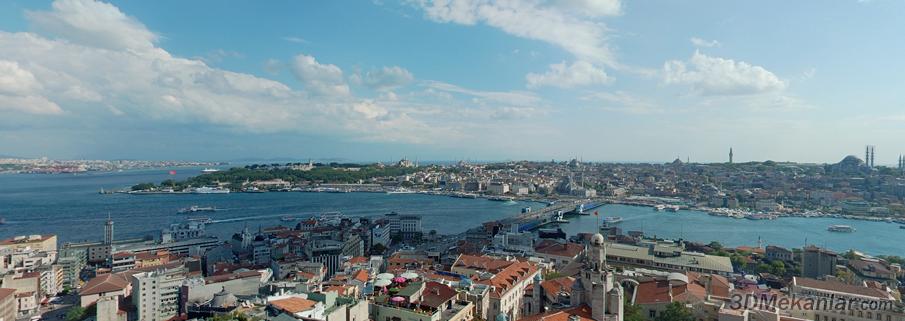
[1,0,905,163]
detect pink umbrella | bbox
[393,277,407,283]
[391,296,405,303]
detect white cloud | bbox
[582,91,663,114]
[26,0,158,51]
[290,54,351,97]
[282,36,309,44]
[526,60,611,88]
[690,37,720,48]
[1,0,559,148]
[413,0,617,67]
[424,81,541,107]
[0,60,41,95]
[352,66,415,91]
[663,51,786,96]
[0,60,63,115]
[552,0,621,17]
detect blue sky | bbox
[0,0,903,163]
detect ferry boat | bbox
[827,225,855,233]
[193,186,230,194]
[187,217,212,224]
[603,216,623,224]
[320,211,344,224]
[386,188,416,194]
[178,206,217,214]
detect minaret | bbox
[870,146,875,168]
[729,148,734,164]
[104,213,114,245]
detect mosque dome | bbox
[209,287,238,308]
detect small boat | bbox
[0,218,6,225]
[178,206,217,214]
[654,205,666,211]
[827,225,855,233]
[281,216,296,222]
[201,168,220,174]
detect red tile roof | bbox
[478,260,538,298]
[454,254,515,273]
[793,277,891,299]
[519,304,594,321]
[80,273,130,296]
[0,288,15,301]
[535,242,584,258]
[270,297,317,314]
[352,269,369,283]
[419,281,457,308]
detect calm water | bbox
[557,204,905,257]
[0,168,530,243]
[1,170,903,257]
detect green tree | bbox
[770,260,786,275]
[655,302,695,321]
[708,241,723,251]
[66,306,87,321]
[131,182,156,191]
[624,300,644,321]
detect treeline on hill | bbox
[132,164,419,191]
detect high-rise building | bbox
[104,215,114,245]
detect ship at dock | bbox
[192,186,230,194]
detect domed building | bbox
[530,233,624,321]
[826,155,869,175]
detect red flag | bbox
[594,211,599,216]
[169,170,177,175]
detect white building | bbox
[131,266,186,321]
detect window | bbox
[650,311,656,318]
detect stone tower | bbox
[571,233,624,321]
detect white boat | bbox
[386,188,416,194]
[603,216,623,224]
[320,211,344,224]
[178,206,217,213]
[193,186,230,194]
[281,216,296,222]
[666,205,680,212]
[827,225,855,232]
[654,205,666,211]
[201,168,220,174]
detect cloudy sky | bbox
[0,0,903,163]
